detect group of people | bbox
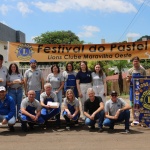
[0,53,145,133]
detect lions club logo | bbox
[15,44,34,60]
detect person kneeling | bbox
[84,88,104,132]
[0,86,16,132]
[62,89,80,130]
[103,91,131,133]
[19,90,45,132]
[40,83,61,129]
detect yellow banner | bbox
[8,41,150,62]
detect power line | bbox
[118,0,147,42]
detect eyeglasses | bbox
[111,95,117,97]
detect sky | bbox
[0,0,150,44]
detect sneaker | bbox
[66,126,70,131]
[9,126,15,132]
[125,129,130,133]
[74,120,79,126]
[98,128,103,133]
[90,125,95,129]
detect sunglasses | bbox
[111,94,117,97]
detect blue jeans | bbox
[85,110,104,128]
[103,110,130,129]
[35,90,41,101]
[8,88,23,118]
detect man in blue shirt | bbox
[0,86,16,131]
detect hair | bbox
[8,63,20,75]
[87,88,95,95]
[51,64,60,73]
[65,89,75,100]
[79,61,88,72]
[93,63,104,77]
[65,62,74,71]
[44,83,52,89]
[131,56,140,62]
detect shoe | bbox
[74,120,79,126]
[66,126,70,131]
[9,126,15,132]
[109,126,114,130]
[125,129,130,133]
[98,128,103,133]
[90,125,95,129]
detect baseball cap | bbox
[0,86,6,91]
[111,91,117,96]
[0,54,4,60]
[29,59,37,64]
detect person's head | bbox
[29,59,37,69]
[0,86,7,100]
[87,88,95,101]
[66,62,74,72]
[44,83,52,94]
[131,56,140,68]
[94,63,103,76]
[80,61,88,72]
[28,90,36,102]
[65,89,75,101]
[8,63,20,75]
[51,64,60,73]
[110,91,118,102]
[0,54,4,67]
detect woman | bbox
[91,64,107,103]
[46,64,64,106]
[76,61,92,119]
[63,62,78,98]
[62,89,80,130]
[7,63,24,119]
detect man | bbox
[24,59,44,101]
[0,86,16,131]
[20,90,45,132]
[40,83,60,128]
[84,88,104,132]
[126,56,146,124]
[0,54,8,87]
[103,91,131,133]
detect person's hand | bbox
[79,92,83,98]
[90,113,95,120]
[30,114,36,121]
[2,119,7,124]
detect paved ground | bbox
[0,97,150,150]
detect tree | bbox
[33,30,84,44]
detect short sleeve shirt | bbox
[24,68,43,91]
[63,71,77,81]
[92,72,106,86]
[21,97,41,111]
[46,73,64,88]
[0,66,8,86]
[128,66,146,76]
[63,97,79,107]
[84,96,102,114]
[40,91,58,103]
[105,98,126,116]
[76,70,92,83]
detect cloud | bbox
[0,4,9,15]
[126,32,141,38]
[78,25,100,38]
[17,2,32,16]
[32,0,137,13]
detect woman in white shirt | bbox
[91,64,107,103]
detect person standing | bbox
[0,54,8,87]
[103,91,131,133]
[62,89,80,130]
[7,63,24,119]
[84,88,104,132]
[92,63,107,103]
[126,56,146,124]
[76,61,92,119]
[40,83,61,128]
[19,90,45,132]
[63,62,78,98]
[46,64,64,106]
[24,59,44,101]
[0,86,16,132]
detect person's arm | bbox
[76,79,82,98]
[57,81,64,92]
[24,77,28,96]
[103,78,107,96]
[72,106,79,118]
[41,77,44,93]
[105,111,117,119]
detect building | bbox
[0,22,26,67]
